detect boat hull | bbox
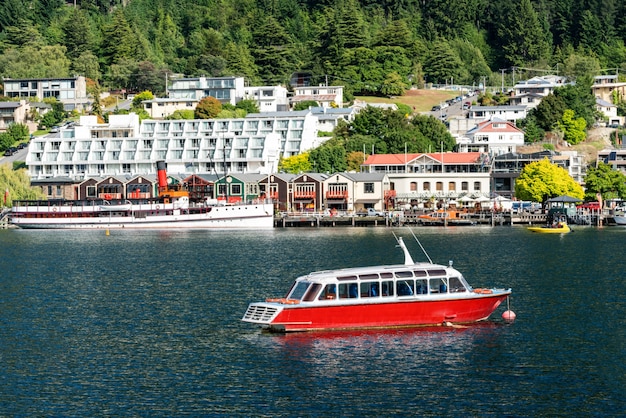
[611,215,626,225]
[10,203,274,229]
[244,292,509,332]
[527,225,570,233]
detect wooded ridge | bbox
[0,0,625,98]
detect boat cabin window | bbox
[427,269,447,277]
[359,273,379,281]
[413,270,427,277]
[303,283,322,302]
[397,280,414,296]
[337,275,358,281]
[416,278,428,294]
[448,277,467,293]
[395,271,413,278]
[360,281,379,298]
[289,281,312,300]
[319,284,337,300]
[381,281,394,297]
[380,272,393,279]
[430,277,448,293]
[338,283,359,299]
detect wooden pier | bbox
[274,211,552,228]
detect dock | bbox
[274,211,557,228]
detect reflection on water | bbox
[0,226,624,416]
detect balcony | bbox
[269,191,279,200]
[326,190,348,199]
[294,190,316,199]
[385,190,397,200]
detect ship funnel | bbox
[156,160,168,192]
[397,237,414,265]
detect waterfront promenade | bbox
[274,209,609,228]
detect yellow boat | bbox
[528,219,571,234]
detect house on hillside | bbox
[457,118,525,155]
[596,98,624,126]
[292,85,343,108]
[2,76,89,111]
[592,75,626,104]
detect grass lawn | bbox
[355,89,461,113]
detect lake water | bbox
[0,226,624,416]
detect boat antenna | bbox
[408,228,433,264]
[392,232,414,265]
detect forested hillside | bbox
[0,0,625,98]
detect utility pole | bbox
[500,69,505,93]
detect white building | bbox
[143,98,198,119]
[467,105,528,123]
[168,76,245,105]
[361,153,492,203]
[292,85,343,108]
[596,98,624,126]
[25,110,326,179]
[2,76,90,111]
[457,118,525,155]
[512,75,567,97]
[243,85,289,112]
[323,172,390,212]
[147,78,290,117]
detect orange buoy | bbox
[502,310,516,321]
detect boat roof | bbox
[302,262,453,281]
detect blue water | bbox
[0,226,624,416]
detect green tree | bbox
[380,72,407,96]
[514,159,584,204]
[293,100,319,111]
[346,151,365,171]
[278,152,312,174]
[309,142,347,173]
[424,39,464,84]
[62,8,93,60]
[167,109,195,120]
[0,164,46,206]
[72,51,101,81]
[0,45,70,78]
[496,0,551,66]
[251,15,295,83]
[195,96,222,119]
[583,162,626,201]
[519,117,544,143]
[235,99,260,114]
[529,93,567,131]
[131,91,154,112]
[101,9,142,65]
[558,109,586,145]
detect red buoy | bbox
[502,310,516,321]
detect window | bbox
[230,184,241,195]
[436,182,443,191]
[364,182,374,193]
[319,284,337,300]
[461,182,469,191]
[449,182,456,191]
[410,182,417,191]
[288,281,311,300]
[86,186,96,197]
[360,282,379,298]
[474,182,481,191]
[424,182,430,191]
[218,184,227,195]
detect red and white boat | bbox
[10,161,274,229]
[242,235,512,332]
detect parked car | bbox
[431,105,440,111]
[462,102,471,110]
[358,208,385,217]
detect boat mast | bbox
[393,234,414,265]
